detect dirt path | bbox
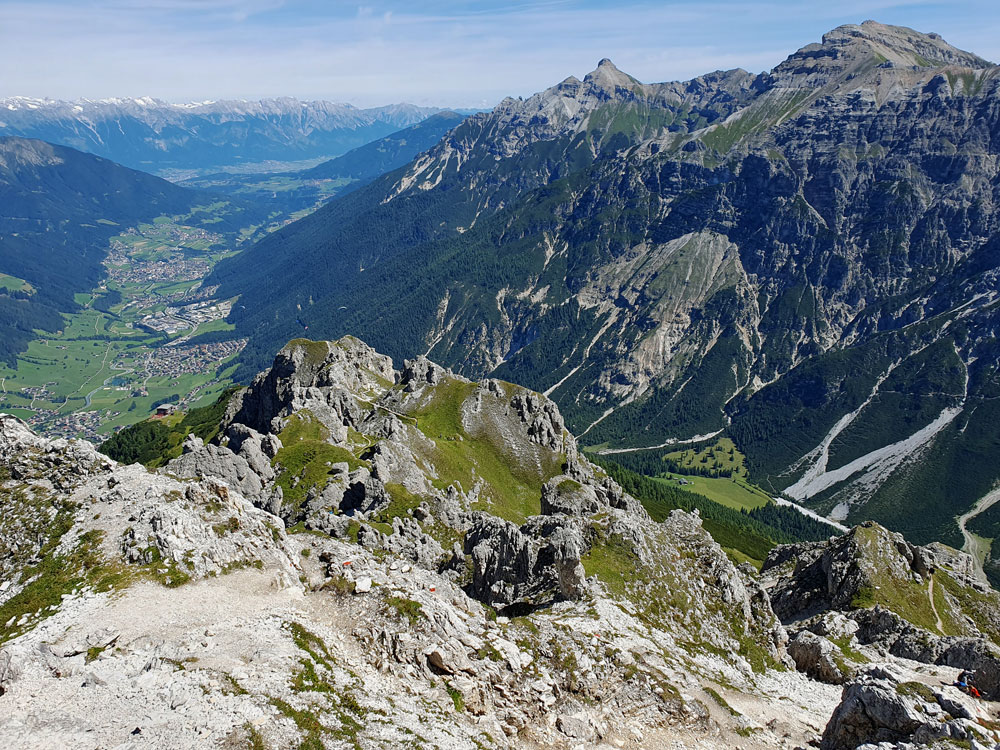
[956,487,1000,580]
[928,575,944,634]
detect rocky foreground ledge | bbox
[2,337,1000,749]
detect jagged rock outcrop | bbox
[821,666,996,749]
[163,434,267,501]
[764,521,1000,699]
[225,336,395,441]
[0,413,112,488]
[765,522,952,621]
[788,631,854,685]
[464,515,588,607]
[223,423,280,479]
[0,338,812,749]
[185,336,788,670]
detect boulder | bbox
[424,641,474,675]
[464,515,589,608]
[400,356,448,391]
[821,667,992,750]
[556,714,595,741]
[163,435,265,501]
[540,475,601,516]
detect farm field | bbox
[0,273,32,293]
[0,214,251,443]
[652,474,771,511]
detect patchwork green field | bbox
[0,273,32,293]
[0,214,253,442]
[590,439,770,512]
[664,437,748,477]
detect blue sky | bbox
[1,1,998,107]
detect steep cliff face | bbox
[210,22,1000,548]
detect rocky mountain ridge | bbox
[6,336,1000,748]
[208,21,1000,559]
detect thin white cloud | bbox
[0,1,996,106]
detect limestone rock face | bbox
[225,336,395,440]
[763,522,972,622]
[223,423,279,481]
[464,514,588,607]
[163,434,266,501]
[788,631,853,684]
[0,413,112,488]
[764,520,1000,702]
[821,666,991,750]
[540,475,601,516]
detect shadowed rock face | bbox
[224,336,396,441]
[762,522,939,621]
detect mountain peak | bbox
[768,20,993,89]
[820,20,992,68]
[583,58,639,92]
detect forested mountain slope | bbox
[0,136,260,366]
[209,22,1000,551]
[180,111,469,214]
[302,110,468,184]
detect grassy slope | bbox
[654,475,769,511]
[402,378,564,524]
[272,411,370,515]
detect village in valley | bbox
[0,214,254,444]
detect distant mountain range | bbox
[208,21,1000,557]
[0,97,451,173]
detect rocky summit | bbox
[1,336,1000,749]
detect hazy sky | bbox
[2,1,998,108]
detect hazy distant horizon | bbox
[2,1,999,109]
